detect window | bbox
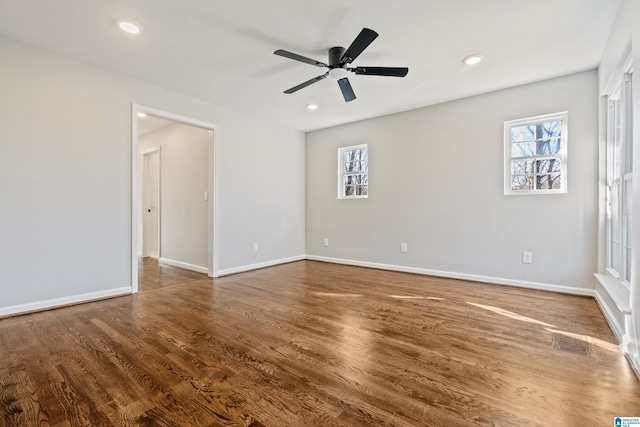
[606,70,633,286]
[504,112,568,195]
[338,144,368,199]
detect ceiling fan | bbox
[274,28,408,102]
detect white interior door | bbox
[143,149,160,258]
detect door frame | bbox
[141,146,160,259]
[131,104,219,294]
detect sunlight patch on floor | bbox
[466,302,556,327]
[312,292,363,298]
[466,301,620,354]
[388,295,445,300]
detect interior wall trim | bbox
[0,287,131,318]
[216,255,306,277]
[0,254,597,317]
[594,289,625,343]
[628,353,640,379]
[305,255,596,297]
[159,257,208,274]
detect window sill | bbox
[504,189,567,196]
[595,273,631,315]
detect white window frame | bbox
[338,144,368,199]
[605,63,633,288]
[504,112,568,195]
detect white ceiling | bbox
[0,0,621,132]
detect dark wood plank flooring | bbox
[1,259,639,426]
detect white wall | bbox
[139,122,209,270]
[598,0,640,373]
[0,35,305,315]
[306,71,598,294]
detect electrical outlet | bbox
[253,243,258,252]
[522,252,532,264]
[401,243,408,253]
[324,238,329,247]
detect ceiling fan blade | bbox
[274,49,328,67]
[283,73,329,94]
[340,28,378,64]
[352,66,409,77]
[338,78,356,102]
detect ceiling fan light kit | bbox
[274,28,409,103]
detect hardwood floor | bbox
[1,259,639,426]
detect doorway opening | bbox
[131,104,219,294]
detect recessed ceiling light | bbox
[463,54,484,65]
[306,104,319,111]
[137,112,147,118]
[117,20,143,34]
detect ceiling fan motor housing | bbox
[329,46,347,67]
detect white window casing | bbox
[504,112,568,195]
[338,144,368,199]
[605,69,633,289]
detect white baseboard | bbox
[159,257,208,274]
[217,255,306,277]
[305,255,595,297]
[594,289,625,343]
[628,352,640,378]
[0,287,131,318]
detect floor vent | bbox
[552,333,597,359]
